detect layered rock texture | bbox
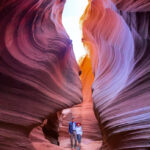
[81,0,150,149]
[1,0,150,149]
[0,0,82,149]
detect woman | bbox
[75,122,83,150]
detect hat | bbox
[77,122,81,126]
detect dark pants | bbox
[70,131,77,148]
[76,134,82,150]
[77,134,81,144]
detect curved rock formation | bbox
[30,120,63,150]
[81,0,150,149]
[42,113,60,145]
[0,0,82,149]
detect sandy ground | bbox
[59,137,102,150]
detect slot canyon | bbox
[0,0,150,150]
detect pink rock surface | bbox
[1,0,150,149]
[81,0,150,149]
[113,0,150,11]
[0,0,82,149]
[30,122,64,150]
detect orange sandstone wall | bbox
[79,55,101,140]
[79,56,94,103]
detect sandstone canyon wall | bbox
[0,0,82,149]
[1,0,150,149]
[81,0,150,149]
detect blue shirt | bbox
[69,121,76,134]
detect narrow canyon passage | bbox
[59,1,102,149]
[0,0,150,150]
[58,56,102,150]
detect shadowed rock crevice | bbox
[42,112,61,145]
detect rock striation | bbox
[1,0,150,149]
[81,0,150,149]
[0,0,82,149]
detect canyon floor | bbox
[59,137,102,150]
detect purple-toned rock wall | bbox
[0,0,82,149]
[81,0,150,149]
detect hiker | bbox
[69,117,77,148]
[75,122,83,150]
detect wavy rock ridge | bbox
[81,0,150,149]
[0,0,82,149]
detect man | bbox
[68,117,77,148]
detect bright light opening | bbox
[62,0,88,62]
